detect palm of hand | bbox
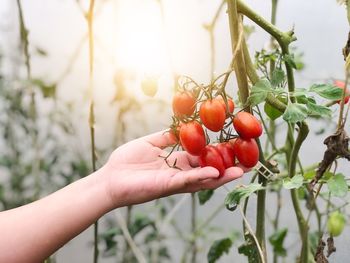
[103,131,243,207]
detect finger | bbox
[144,130,177,149]
[235,163,252,173]
[174,167,220,189]
[201,166,244,189]
[187,154,200,167]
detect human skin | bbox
[0,131,244,263]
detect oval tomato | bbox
[199,99,226,132]
[216,142,235,168]
[334,80,350,104]
[179,121,206,156]
[172,91,196,117]
[233,112,263,139]
[199,145,226,176]
[232,138,259,168]
[218,97,235,115]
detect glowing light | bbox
[114,1,168,76]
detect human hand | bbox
[101,131,244,208]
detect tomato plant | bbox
[179,121,206,156]
[216,142,235,169]
[218,96,234,115]
[233,112,263,139]
[172,91,196,117]
[199,99,226,132]
[232,138,259,168]
[199,145,226,176]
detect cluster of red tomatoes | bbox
[170,90,263,176]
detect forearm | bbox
[0,166,113,263]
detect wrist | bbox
[91,165,121,213]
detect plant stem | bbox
[86,0,98,262]
[236,0,296,97]
[227,0,249,104]
[16,0,42,201]
[122,206,133,262]
[236,0,296,52]
[190,193,197,263]
[255,139,267,261]
[288,122,309,263]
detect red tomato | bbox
[172,91,196,117]
[232,138,259,168]
[218,97,235,115]
[216,142,235,168]
[199,145,226,176]
[179,121,206,156]
[334,80,350,104]
[199,99,226,132]
[233,112,263,139]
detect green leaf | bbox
[283,174,304,189]
[264,101,283,120]
[225,184,263,211]
[327,173,348,197]
[303,170,316,180]
[309,84,343,100]
[198,189,214,205]
[306,101,332,117]
[238,235,259,263]
[207,238,233,263]
[282,103,308,123]
[271,69,285,87]
[269,228,288,257]
[248,78,272,106]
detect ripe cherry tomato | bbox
[199,145,226,176]
[232,138,259,168]
[199,99,226,132]
[218,97,234,115]
[179,121,206,156]
[172,91,196,117]
[233,112,263,139]
[216,142,235,168]
[334,80,350,104]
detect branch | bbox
[115,211,147,263]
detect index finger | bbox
[144,130,177,149]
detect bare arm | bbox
[0,131,244,263]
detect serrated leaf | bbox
[264,101,283,120]
[225,183,263,210]
[306,101,332,117]
[283,174,304,189]
[269,228,288,257]
[309,84,343,100]
[207,238,233,263]
[248,78,272,106]
[198,189,214,205]
[271,69,285,87]
[327,173,348,197]
[282,103,308,123]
